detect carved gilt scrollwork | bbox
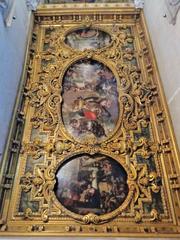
[18,21,164,225]
[1,7,179,237]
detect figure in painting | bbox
[55,154,128,215]
[62,59,119,141]
[65,28,111,50]
[69,118,106,138]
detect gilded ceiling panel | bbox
[0,5,179,237]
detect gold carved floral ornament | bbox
[0,5,179,237]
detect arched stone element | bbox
[134,0,144,9]
[0,0,8,9]
[0,0,15,27]
[26,0,41,11]
[165,0,180,25]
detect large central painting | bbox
[62,59,119,141]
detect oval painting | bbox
[62,59,119,141]
[65,28,111,50]
[54,154,129,216]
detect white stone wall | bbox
[0,0,31,161]
[144,0,180,148]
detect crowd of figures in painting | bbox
[62,59,119,141]
[55,154,128,215]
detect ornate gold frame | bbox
[0,4,180,237]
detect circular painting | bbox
[62,59,119,141]
[54,154,129,216]
[65,27,111,50]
